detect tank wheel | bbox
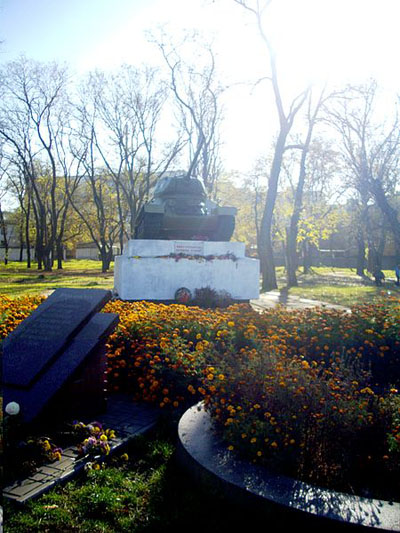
[135,213,164,239]
[212,215,235,241]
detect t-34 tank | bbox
[134,174,237,241]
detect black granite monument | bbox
[2,288,118,424]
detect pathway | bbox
[251,289,350,312]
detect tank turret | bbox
[134,174,237,241]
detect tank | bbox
[134,174,237,241]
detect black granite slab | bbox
[4,312,118,423]
[3,288,112,388]
[178,403,400,532]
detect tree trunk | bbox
[356,229,366,276]
[43,252,53,272]
[259,130,288,291]
[56,242,63,269]
[25,216,31,269]
[0,205,9,265]
[286,227,298,286]
[100,247,113,273]
[25,193,32,268]
[302,240,312,274]
[370,178,400,251]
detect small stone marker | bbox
[3,288,118,423]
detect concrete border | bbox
[177,403,400,532]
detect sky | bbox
[1,0,400,173]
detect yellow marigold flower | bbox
[228,445,234,451]
[196,333,202,339]
[100,434,108,441]
[227,321,235,327]
[250,437,257,444]
[121,453,129,461]
[257,451,262,457]
[271,441,278,448]
[241,433,247,439]
[218,374,225,380]
[207,373,214,380]
[360,387,374,395]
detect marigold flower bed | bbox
[1,295,399,500]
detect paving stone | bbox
[28,471,53,482]
[55,457,76,470]
[4,479,43,498]
[61,447,80,458]
[3,397,161,504]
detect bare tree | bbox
[0,56,71,270]
[285,89,329,286]
[327,81,400,265]
[234,0,309,291]
[156,33,224,195]
[80,66,183,248]
[67,89,121,272]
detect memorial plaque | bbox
[174,241,204,256]
[3,313,118,423]
[3,288,111,387]
[3,288,118,424]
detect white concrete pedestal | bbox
[114,240,259,301]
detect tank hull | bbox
[135,212,235,241]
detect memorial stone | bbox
[3,288,118,424]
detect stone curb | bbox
[177,403,400,532]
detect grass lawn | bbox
[0,260,114,297]
[275,266,400,306]
[3,422,274,533]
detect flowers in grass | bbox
[72,421,116,458]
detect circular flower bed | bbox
[1,295,399,501]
